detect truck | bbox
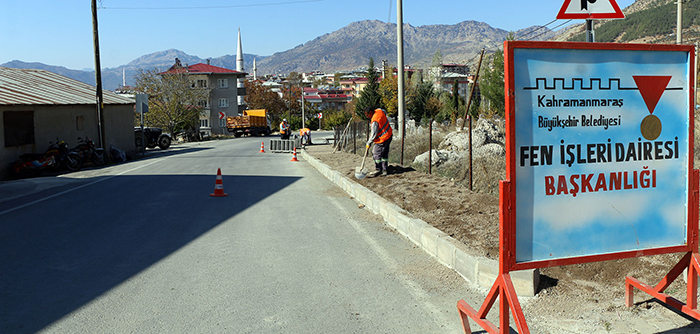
[226,109,271,137]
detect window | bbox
[219,118,226,127]
[219,98,229,108]
[197,79,208,88]
[218,78,228,88]
[200,119,209,128]
[4,110,35,147]
[197,100,210,108]
[76,115,84,130]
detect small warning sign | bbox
[557,0,625,19]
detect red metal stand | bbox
[625,169,700,320]
[625,252,700,320]
[458,273,529,334]
[457,180,530,334]
[457,42,697,333]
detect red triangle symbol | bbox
[633,75,671,114]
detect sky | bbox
[0,0,636,71]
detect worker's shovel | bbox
[355,145,370,179]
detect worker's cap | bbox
[283,118,287,122]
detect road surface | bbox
[0,136,478,333]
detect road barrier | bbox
[269,137,301,153]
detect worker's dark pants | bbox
[372,137,391,172]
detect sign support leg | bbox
[457,180,531,334]
[626,169,700,321]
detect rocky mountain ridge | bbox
[1,19,551,90]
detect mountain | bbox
[1,51,264,91]
[254,20,554,75]
[1,19,553,90]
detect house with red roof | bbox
[162,59,247,136]
[302,87,351,110]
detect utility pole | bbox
[302,89,305,129]
[677,0,683,44]
[397,0,405,165]
[91,0,105,148]
[585,19,595,42]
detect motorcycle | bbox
[10,152,57,178]
[46,139,83,172]
[74,137,107,166]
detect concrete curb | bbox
[300,150,539,297]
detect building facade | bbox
[163,61,247,137]
[0,67,135,179]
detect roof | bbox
[162,63,246,75]
[0,67,134,106]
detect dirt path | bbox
[306,144,699,333]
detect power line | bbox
[521,19,572,41]
[515,19,557,40]
[101,0,325,10]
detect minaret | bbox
[253,58,257,81]
[236,27,245,110]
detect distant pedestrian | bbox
[364,107,392,177]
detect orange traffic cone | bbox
[260,142,265,153]
[210,168,228,197]
[290,147,299,162]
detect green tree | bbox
[133,68,209,137]
[449,79,460,122]
[244,79,286,123]
[480,50,505,116]
[468,84,481,119]
[354,58,383,120]
[406,82,435,125]
[379,68,398,118]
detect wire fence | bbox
[332,119,369,155]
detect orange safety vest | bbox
[371,109,392,144]
[299,128,310,136]
[280,121,288,134]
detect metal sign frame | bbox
[458,41,699,334]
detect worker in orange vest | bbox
[299,127,312,146]
[279,119,290,140]
[364,107,393,177]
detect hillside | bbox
[566,0,700,43]
[552,0,698,43]
[1,19,551,90]
[255,20,554,75]
[1,51,264,91]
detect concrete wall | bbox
[1,103,135,180]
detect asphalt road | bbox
[0,135,476,333]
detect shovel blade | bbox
[355,167,367,179]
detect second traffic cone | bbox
[290,147,299,162]
[260,142,265,153]
[210,168,228,197]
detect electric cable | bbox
[101,0,325,10]
[522,19,573,41]
[515,19,557,40]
